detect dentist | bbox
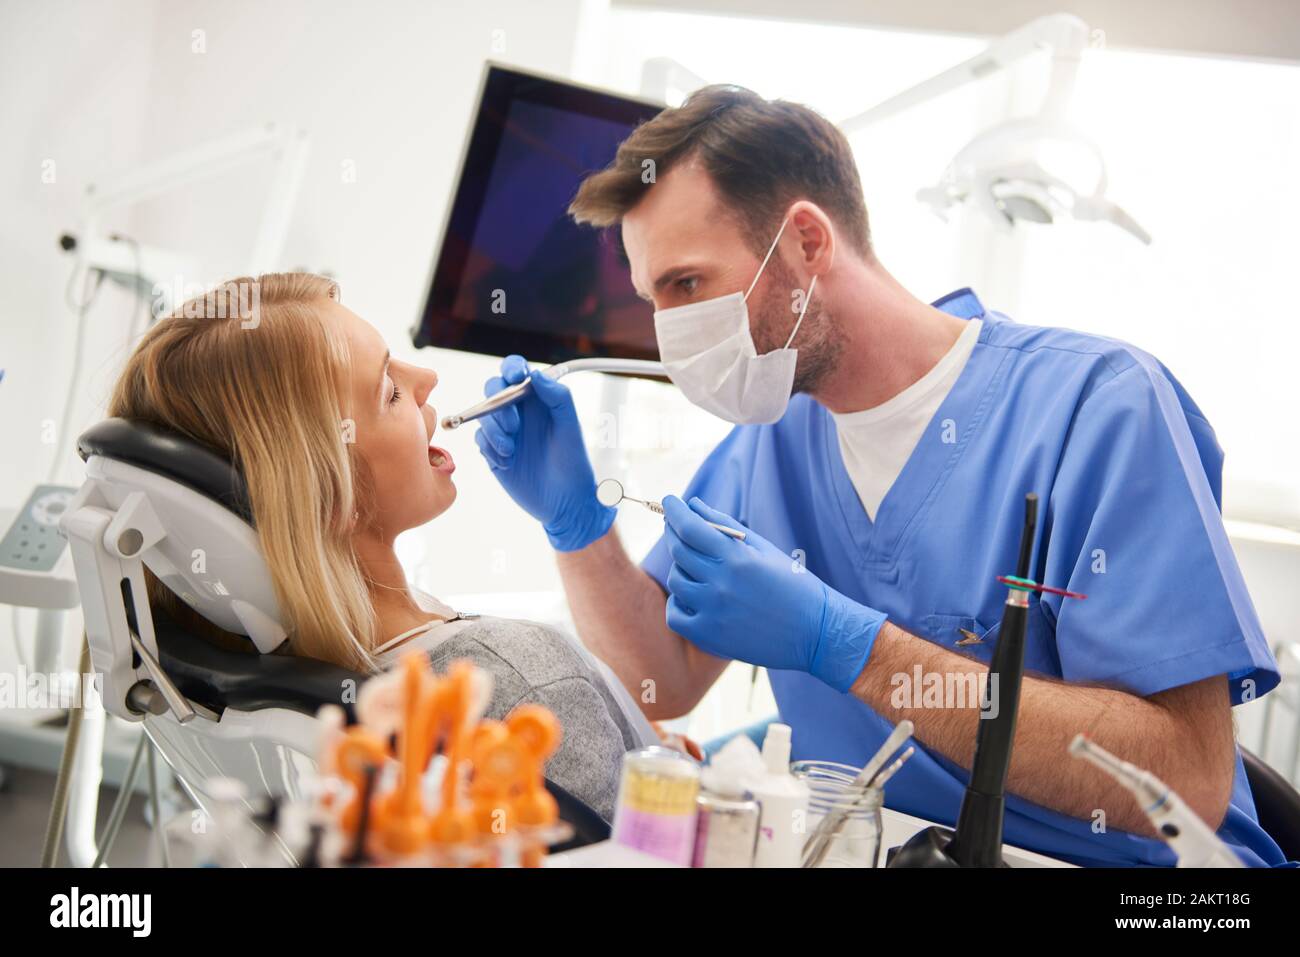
[473,85,1284,866]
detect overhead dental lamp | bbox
[840,13,1150,244]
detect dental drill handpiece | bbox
[1069,734,1243,868]
[439,358,665,430]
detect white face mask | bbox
[653,218,817,425]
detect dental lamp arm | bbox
[71,123,310,286]
[841,14,1149,246]
[1074,194,1152,245]
[839,12,1090,134]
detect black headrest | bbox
[77,417,254,525]
[153,604,362,721]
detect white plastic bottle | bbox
[750,723,810,868]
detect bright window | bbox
[585,7,1300,742]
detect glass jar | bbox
[792,760,883,868]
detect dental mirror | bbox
[595,478,626,508]
[596,478,746,541]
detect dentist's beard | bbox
[750,256,843,396]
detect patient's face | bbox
[322,300,456,539]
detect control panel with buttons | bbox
[0,485,77,573]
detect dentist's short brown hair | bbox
[569,84,873,258]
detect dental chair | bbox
[59,417,609,864]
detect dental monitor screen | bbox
[413,65,664,367]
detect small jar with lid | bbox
[611,746,701,865]
[692,761,760,868]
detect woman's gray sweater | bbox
[415,616,657,823]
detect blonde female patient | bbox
[108,272,663,822]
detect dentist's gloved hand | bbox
[474,355,614,552]
[661,495,887,693]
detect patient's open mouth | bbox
[428,444,456,475]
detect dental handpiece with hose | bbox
[471,355,668,552]
[469,217,821,552]
[1069,734,1243,867]
[441,357,664,431]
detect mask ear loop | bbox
[743,217,790,302]
[783,273,817,350]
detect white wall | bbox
[122,0,604,600]
[0,0,160,508]
[0,0,604,677]
[0,0,165,675]
[0,0,761,737]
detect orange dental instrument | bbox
[317,652,570,866]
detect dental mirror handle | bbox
[632,497,747,541]
[441,358,666,430]
[598,478,748,542]
[691,515,747,542]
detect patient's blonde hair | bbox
[108,272,380,672]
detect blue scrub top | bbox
[642,288,1287,867]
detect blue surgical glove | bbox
[661,495,886,693]
[474,355,615,552]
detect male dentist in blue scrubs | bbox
[473,86,1286,866]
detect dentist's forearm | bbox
[556,526,728,720]
[849,623,1235,836]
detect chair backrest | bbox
[71,418,612,850]
[75,417,285,653]
[1241,746,1300,862]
